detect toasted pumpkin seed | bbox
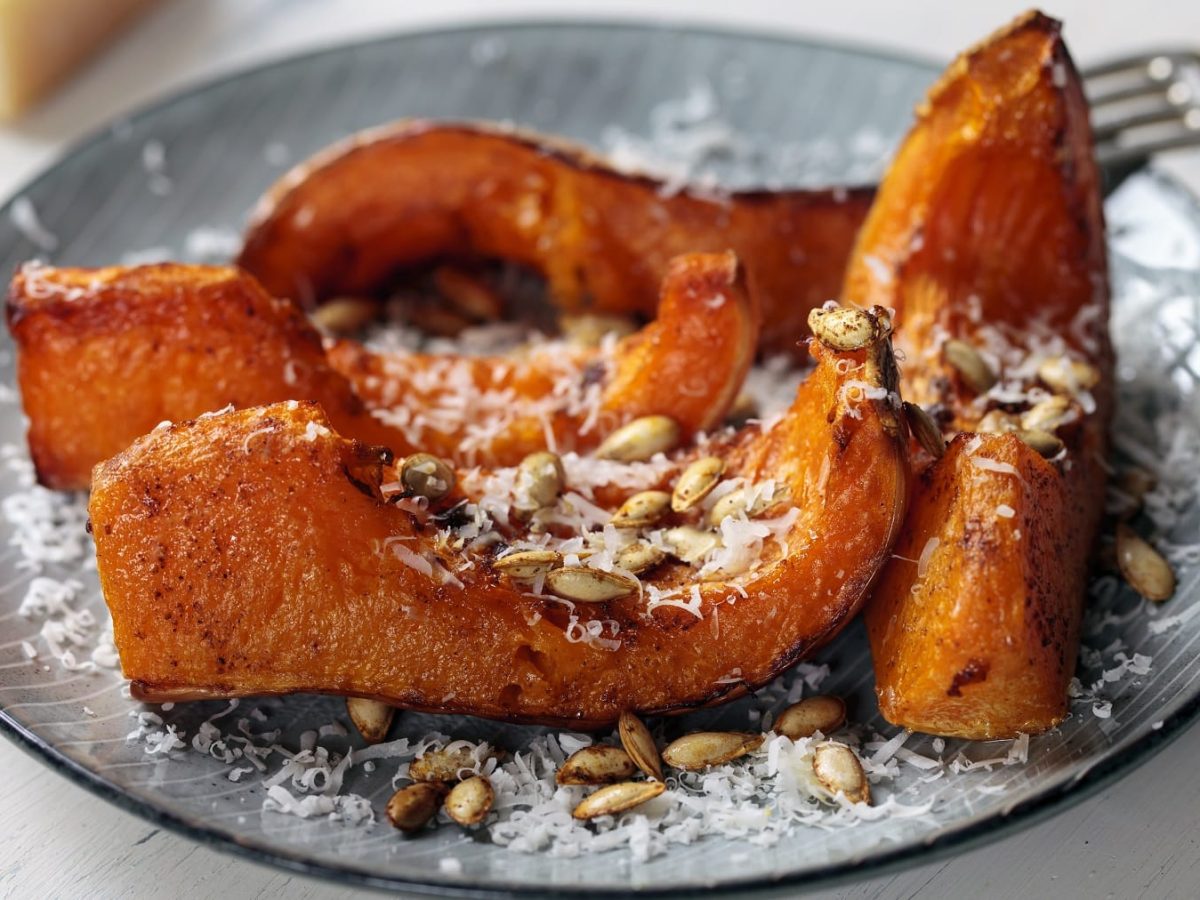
[707,485,787,526]
[560,313,638,347]
[432,265,504,321]
[444,775,495,827]
[1021,395,1073,433]
[493,549,562,579]
[1015,428,1064,458]
[1116,523,1176,602]
[515,451,566,511]
[346,697,394,744]
[596,415,681,462]
[611,490,672,528]
[812,742,870,804]
[977,409,1020,434]
[663,525,720,563]
[808,306,880,351]
[557,746,638,785]
[400,453,456,502]
[662,732,764,770]
[1116,467,1156,517]
[545,566,638,603]
[943,339,997,394]
[903,402,945,459]
[311,296,377,335]
[672,456,725,512]
[572,780,666,820]
[386,782,446,833]
[409,746,489,783]
[1038,356,1100,395]
[775,695,846,740]
[618,710,663,781]
[613,542,667,576]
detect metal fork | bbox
[1085,50,1200,171]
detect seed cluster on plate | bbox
[382,697,869,836]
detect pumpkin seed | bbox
[345,697,394,744]
[1116,523,1176,602]
[610,490,672,529]
[557,746,638,785]
[386,782,446,833]
[560,313,638,347]
[400,453,456,502]
[1116,467,1156,518]
[943,339,997,394]
[707,485,787,526]
[1015,428,1064,458]
[807,306,881,351]
[663,525,720,563]
[515,451,565,512]
[409,746,490,783]
[613,542,667,576]
[493,549,562,579]
[1021,395,1073,433]
[571,780,666,820]
[903,402,945,459]
[618,710,663,781]
[545,566,638,603]
[977,409,1020,434]
[444,775,495,827]
[811,742,870,804]
[775,695,846,740]
[311,296,377,335]
[671,456,725,512]
[432,265,504,321]
[1038,356,1100,395]
[725,392,759,427]
[661,732,764,770]
[596,415,681,462]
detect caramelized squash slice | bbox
[90,311,907,728]
[850,12,1113,738]
[7,253,755,488]
[237,120,872,354]
[326,250,758,464]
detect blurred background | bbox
[0,0,1198,198]
[1,2,1199,899]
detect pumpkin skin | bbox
[236,120,872,355]
[89,317,907,728]
[851,12,1113,738]
[7,252,755,488]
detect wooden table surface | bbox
[1,2,1198,898]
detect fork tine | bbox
[1093,103,1187,141]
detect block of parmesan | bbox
[0,0,160,118]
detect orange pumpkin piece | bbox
[326,250,758,464]
[236,120,872,354]
[89,309,907,728]
[7,252,755,488]
[3,262,396,491]
[851,12,1113,738]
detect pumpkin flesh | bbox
[90,324,907,728]
[852,12,1113,739]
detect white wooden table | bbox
[2,2,1198,898]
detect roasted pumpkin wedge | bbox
[849,12,1113,738]
[4,262,398,490]
[90,307,907,728]
[7,252,755,488]
[325,250,758,464]
[236,120,872,354]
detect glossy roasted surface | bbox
[90,334,906,728]
[237,120,872,355]
[854,12,1113,738]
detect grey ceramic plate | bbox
[1,20,1199,899]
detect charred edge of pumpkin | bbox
[917,10,1062,119]
[241,118,877,246]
